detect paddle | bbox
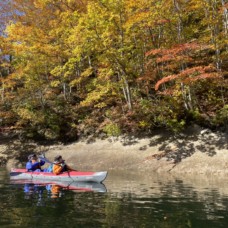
[38,155,55,165]
[39,155,68,168]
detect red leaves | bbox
[154,74,178,90]
[145,48,161,57]
[154,19,170,26]
[220,2,228,13]
[183,73,221,83]
[154,65,221,91]
[145,41,222,93]
[145,42,201,58]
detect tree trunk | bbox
[221,0,228,35]
[0,72,4,102]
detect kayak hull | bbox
[10,168,108,183]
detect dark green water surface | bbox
[1,168,228,228]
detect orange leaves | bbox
[179,65,215,76]
[183,73,221,83]
[154,19,170,26]
[145,48,161,57]
[146,42,202,58]
[154,74,178,90]
[154,65,221,91]
[145,42,203,69]
[143,40,223,93]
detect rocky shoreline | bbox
[1,125,227,175]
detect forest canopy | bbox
[0,0,227,141]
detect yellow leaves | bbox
[80,87,109,107]
[67,67,94,87]
[124,0,169,30]
[0,35,12,55]
[50,66,63,78]
[71,46,83,58]
[0,62,10,68]
[69,78,81,87]
[80,80,115,107]
[6,22,32,42]
[50,80,61,88]
[103,122,121,136]
[81,67,93,78]
[0,75,17,90]
[17,107,45,124]
[33,0,47,9]
[97,67,114,80]
[7,22,57,59]
[17,108,35,121]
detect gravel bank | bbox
[1,126,227,175]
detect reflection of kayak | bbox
[10,179,107,193]
[68,181,107,192]
[10,168,108,183]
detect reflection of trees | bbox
[102,178,228,228]
[1,168,228,227]
[0,182,70,226]
[104,199,121,227]
[102,193,193,228]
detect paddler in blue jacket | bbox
[26,154,45,172]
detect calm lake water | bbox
[1,168,228,228]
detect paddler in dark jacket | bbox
[26,154,45,172]
[53,155,76,175]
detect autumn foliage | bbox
[0,0,227,140]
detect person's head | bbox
[54,155,64,164]
[28,154,38,161]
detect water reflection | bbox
[104,170,228,227]
[105,170,228,197]
[11,179,107,200]
[23,183,46,207]
[22,182,65,202]
[10,180,107,192]
[2,169,228,227]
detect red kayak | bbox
[10,168,108,183]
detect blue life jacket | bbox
[46,164,53,173]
